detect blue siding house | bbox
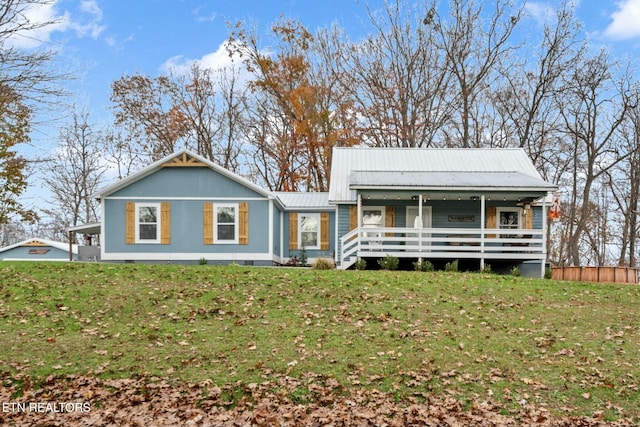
[85,151,335,266]
[73,147,556,276]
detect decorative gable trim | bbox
[24,240,48,247]
[160,152,208,168]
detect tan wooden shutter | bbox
[203,203,214,245]
[523,207,533,230]
[125,202,135,244]
[289,212,298,251]
[349,205,357,231]
[239,202,249,245]
[486,206,497,238]
[385,206,395,236]
[320,212,330,250]
[160,202,171,245]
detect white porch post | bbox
[480,195,486,271]
[357,194,362,255]
[542,192,550,278]
[418,194,423,260]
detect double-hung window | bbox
[136,203,161,243]
[299,213,320,249]
[214,204,238,244]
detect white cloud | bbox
[604,0,640,40]
[72,0,105,39]
[5,1,71,48]
[6,0,105,49]
[160,40,246,76]
[525,2,556,26]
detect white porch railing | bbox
[339,227,545,269]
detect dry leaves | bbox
[1,374,636,427]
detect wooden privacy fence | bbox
[552,266,638,284]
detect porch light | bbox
[470,196,479,201]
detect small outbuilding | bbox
[0,238,78,261]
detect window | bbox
[136,203,161,243]
[299,213,320,249]
[362,207,385,227]
[214,204,238,243]
[497,208,520,237]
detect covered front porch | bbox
[337,191,551,276]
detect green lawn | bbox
[1,262,639,422]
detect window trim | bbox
[496,207,521,237]
[135,202,161,243]
[361,206,385,227]
[213,203,239,244]
[298,213,321,250]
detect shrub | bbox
[312,258,335,270]
[199,257,208,265]
[413,260,434,272]
[299,247,308,266]
[544,267,553,279]
[511,266,521,277]
[444,259,459,272]
[354,259,367,270]
[378,255,399,271]
[481,263,492,274]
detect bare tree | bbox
[608,83,640,266]
[44,108,107,242]
[0,0,67,104]
[494,1,584,167]
[337,0,452,148]
[175,63,247,172]
[110,74,189,162]
[101,126,144,180]
[432,0,522,147]
[557,51,631,265]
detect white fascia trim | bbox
[101,252,276,261]
[105,196,268,201]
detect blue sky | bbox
[11,0,640,127]
[7,0,640,210]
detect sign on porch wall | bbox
[448,215,475,222]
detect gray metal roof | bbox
[329,147,556,203]
[274,192,331,210]
[350,171,555,191]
